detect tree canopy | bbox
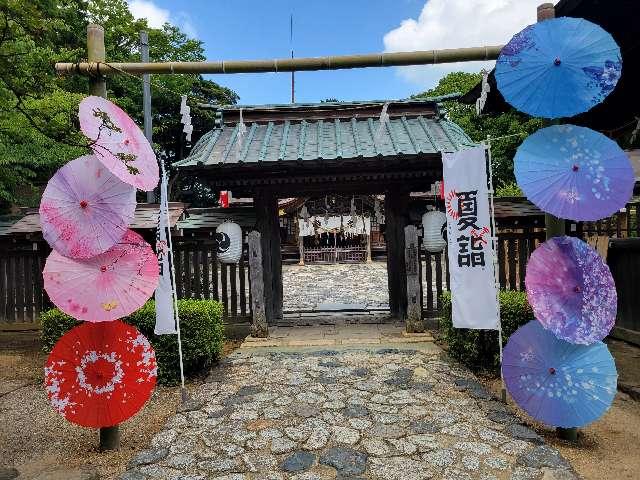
[413,71,543,193]
[0,0,238,210]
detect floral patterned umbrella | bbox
[525,236,616,345]
[39,154,136,258]
[43,229,159,322]
[44,320,157,428]
[79,95,159,191]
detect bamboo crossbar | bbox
[55,45,503,76]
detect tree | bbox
[413,71,544,190]
[0,0,238,210]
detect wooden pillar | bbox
[254,189,283,323]
[248,231,268,337]
[88,23,117,451]
[385,188,410,318]
[87,24,107,98]
[366,229,372,263]
[298,233,305,266]
[404,225,424,332]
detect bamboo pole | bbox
[56,45,503,76]
[87,24,107,97]
[87,23,119,451]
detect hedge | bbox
[440,290,533,373]
[40,299,224,385]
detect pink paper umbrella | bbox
[79,95,159,191]
[39,154,136,259]
[43,230,159,321]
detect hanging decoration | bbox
[219,190,230,208]
[422,210,447,253]
[475,69,491,116]
[216,221,242,264]
[300,204,310,222]
[502,320,617,428]
[514,124,634,221]
[180,95,193,143]
[44,320,157,428]
[525,236,616,345]
[79,96,159,191]
[495,17,622,119]
[39,154,136,259]
[374,102,390,142]
[374,197,384,225]
[43,229,159,322]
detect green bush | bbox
[40,299,224,385]
[440,290,532,373]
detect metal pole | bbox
[140,31,156,203]
[88,23,119,452]
[55,45,503,76]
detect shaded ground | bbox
[119,343,577,480]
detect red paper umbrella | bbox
[44,320,157,428]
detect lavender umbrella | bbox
[514,125,634,222]
[526,236,616,345]
[503,320,617,428]
[39,155,136,259]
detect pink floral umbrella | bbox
[39,154,136,259]
[43,229,159,321]
[79,96,159,191]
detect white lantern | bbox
[215,221,242,263]
[422,210,447,252]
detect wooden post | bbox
[366,230,372,263]
[254,189,283,323]
[298,233,305,266]
[404,225,424,332]
[248,231,268,337]
[87,24,107,98]
[385,188,410,318]
[88,23,119,451]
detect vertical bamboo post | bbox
[87,24,107,98]
[88,23,120,451]
[537,2,578,443]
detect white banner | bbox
[443,146,498,330]
[154,169,178,334]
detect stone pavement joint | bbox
[120,345,579,480]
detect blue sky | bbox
[128,0,540,105]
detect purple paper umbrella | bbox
[503,320,617,428]
[39,155,136,258]
[525,236,616,344]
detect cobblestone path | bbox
[121,346,577,480]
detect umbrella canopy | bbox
[79,96,159,191]
[44,320,157,428]
[503,320,617,428]
[526,236,616,344]
[515,124,634,221]
[495,17,622,119]
[44,229,159,322]
[39,154,136,259]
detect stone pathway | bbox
[120,343,578,480]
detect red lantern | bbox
[219,190,229,208]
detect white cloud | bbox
[383,0,540,90]
[128,1,197,37]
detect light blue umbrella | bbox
[495,17,622,118]
[503,320,617,428]
[514,124,634,221]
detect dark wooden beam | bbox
[385,187,410,319]
[254,189,283,323]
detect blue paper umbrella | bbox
[515,124,634,221]
[503,320,617,428]
[495,17,622,118]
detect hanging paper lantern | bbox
[422,210,447,253]
[216,221,242,263]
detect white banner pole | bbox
[485,136,506,403]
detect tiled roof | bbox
[176,101,475,168]
[2,203,186,235]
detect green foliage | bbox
[440,290,533,372]
[40,299,225,385]
[0,0,238,209]
[413,71,544,187]
[495,182,524,198]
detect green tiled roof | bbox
[176,102,475,168]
